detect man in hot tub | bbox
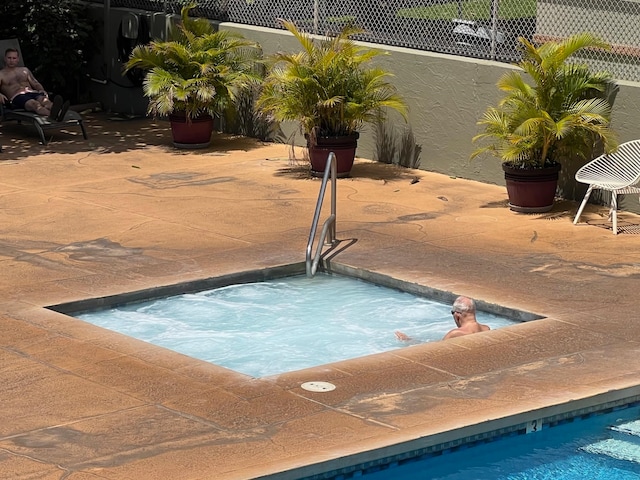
[395,295,490,342]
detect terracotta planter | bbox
[306,133,359,178]
[502,163,561,213]
[169,113,214,149]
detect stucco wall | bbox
[88,6,640,210]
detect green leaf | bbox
[472,33,618,167]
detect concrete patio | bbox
[1,112,640,479]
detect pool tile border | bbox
[281,389,640,480]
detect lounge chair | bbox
[573,139,640,234]
[0,100,87,145]
[0,38,88,145]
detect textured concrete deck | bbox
[1,113,640,479]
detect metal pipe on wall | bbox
[104,0,111,80]
[490,0,499,60]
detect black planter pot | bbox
[502,163,562,213]
[169,113,214,149]
[306,132,359,178]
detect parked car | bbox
[452,19,504,47]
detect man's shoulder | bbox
[443,328,465,340]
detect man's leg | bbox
[23,98,50,116]
[37,94,53,111]
[57,100,71,121]
[48,95,64,120]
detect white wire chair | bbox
[573,139,640,234]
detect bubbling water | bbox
[77,274,517,377]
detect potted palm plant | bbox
[471,32,618,212]
[124,3,262,148]
[257,21,408,177]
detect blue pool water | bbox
[359,404,640,480]
[76,273,517,377]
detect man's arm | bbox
[25,69,46,94]
[395,330,412,341]
[0,74,6,103]
[395,331,421,345]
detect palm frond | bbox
[123,4,262,121]
[257,20,406,138]
[472,33,618,167]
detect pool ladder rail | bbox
[306,152,337,277]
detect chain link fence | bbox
[96,0,640,81]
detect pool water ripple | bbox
[77,273,516,377]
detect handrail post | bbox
[329,152,337,244]
[306,152,337,277]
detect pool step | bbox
[581,439,640,464]
[612,420,640,437]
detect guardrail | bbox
[305,152,337,277]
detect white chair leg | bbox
[573,185,594,224]
[611,192,618,234]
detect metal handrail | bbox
[305,152,337,277]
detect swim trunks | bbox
[10,91,44,109]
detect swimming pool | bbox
[301,399,640,480]
[364,404,640,479]
[60,268,524,377]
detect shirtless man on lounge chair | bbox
[0,48,68,121]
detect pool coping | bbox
[276,388,640,479]
[48,262,543,323]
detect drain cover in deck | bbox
[301,381,336,392]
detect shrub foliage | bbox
[0,0,98,102]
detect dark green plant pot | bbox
[169,113,214,149]
[307,133,359,178]
[502,163,562,213]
